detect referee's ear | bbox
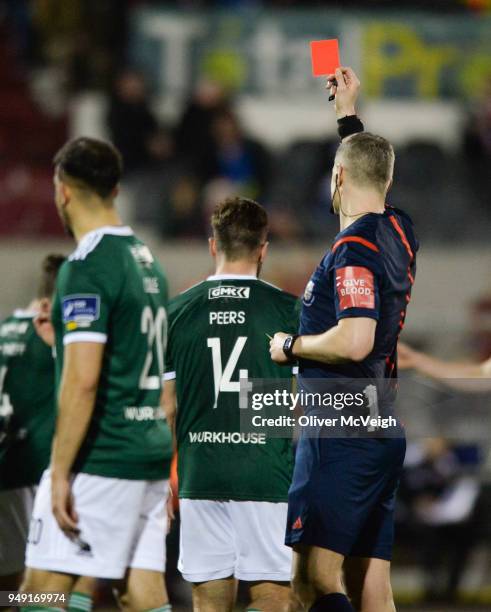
[338,164,345,187]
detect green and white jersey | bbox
[165,274,300,502]
[52,226,172,481]
[0,310,55,490]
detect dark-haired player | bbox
[0,256,64,591]
[22,138,173,612]
[270,68,418,612]
[1,255,97,612]
[162,198,299,612]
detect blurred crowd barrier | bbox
[1,240,491,352]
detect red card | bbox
[310,39,340,77]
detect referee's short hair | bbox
[211,197,268,261]
[336,132,395,194]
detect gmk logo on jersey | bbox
[208,286,251,300]
[336,266,375,310]
[62,295,100,329]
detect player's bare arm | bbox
[51,341,104,535]
[161,379,177,451]
[398,341,491,392]
[270,317,376,365]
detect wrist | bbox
[337,114,364,140]
[51,467,70,481]
[336,106,356,119]
[283,334,300,362]
[291,335,301,358]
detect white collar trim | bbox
[70,226,133,262]
[13,309,37,318]
[79,225,133,242]
[207,274,258,281]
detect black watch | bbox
[283,334,299,361]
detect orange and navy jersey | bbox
[299,206,418,383]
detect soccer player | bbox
[0,255,96,612]
[0,256,63,591]
[162,197,299,612]
[22,138,173,612]
[398,341,491,391]
[270,67,418,612]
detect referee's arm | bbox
[327,66,364,140]
[270,318,376,365]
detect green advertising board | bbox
[129,9,491,100]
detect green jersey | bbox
[165,274,300,502]
[52,226,172,480]
[0,310,55,490]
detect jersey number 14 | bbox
[207,337,248,408]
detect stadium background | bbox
[1,0,491,609]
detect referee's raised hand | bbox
[326,66,361,119]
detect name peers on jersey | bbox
[209,311,246,325]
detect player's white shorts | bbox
[26,470,169,580]
[0,486,36,575]
[179,499,292,583]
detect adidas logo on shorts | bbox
[292,517,303,530]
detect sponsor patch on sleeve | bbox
[336,266,375,310]
[62,295,100,329]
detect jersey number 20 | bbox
[139,306,167,390]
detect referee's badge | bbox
[303,279,315,306]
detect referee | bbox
[270,67,418,612]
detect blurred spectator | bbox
[463,79,491,159]
[203,108,271,201]
[463,79,491,210]
[107,70,161,174]
[174,79,229,169]
[399,439,482,603]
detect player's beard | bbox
[59,206,74,238]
